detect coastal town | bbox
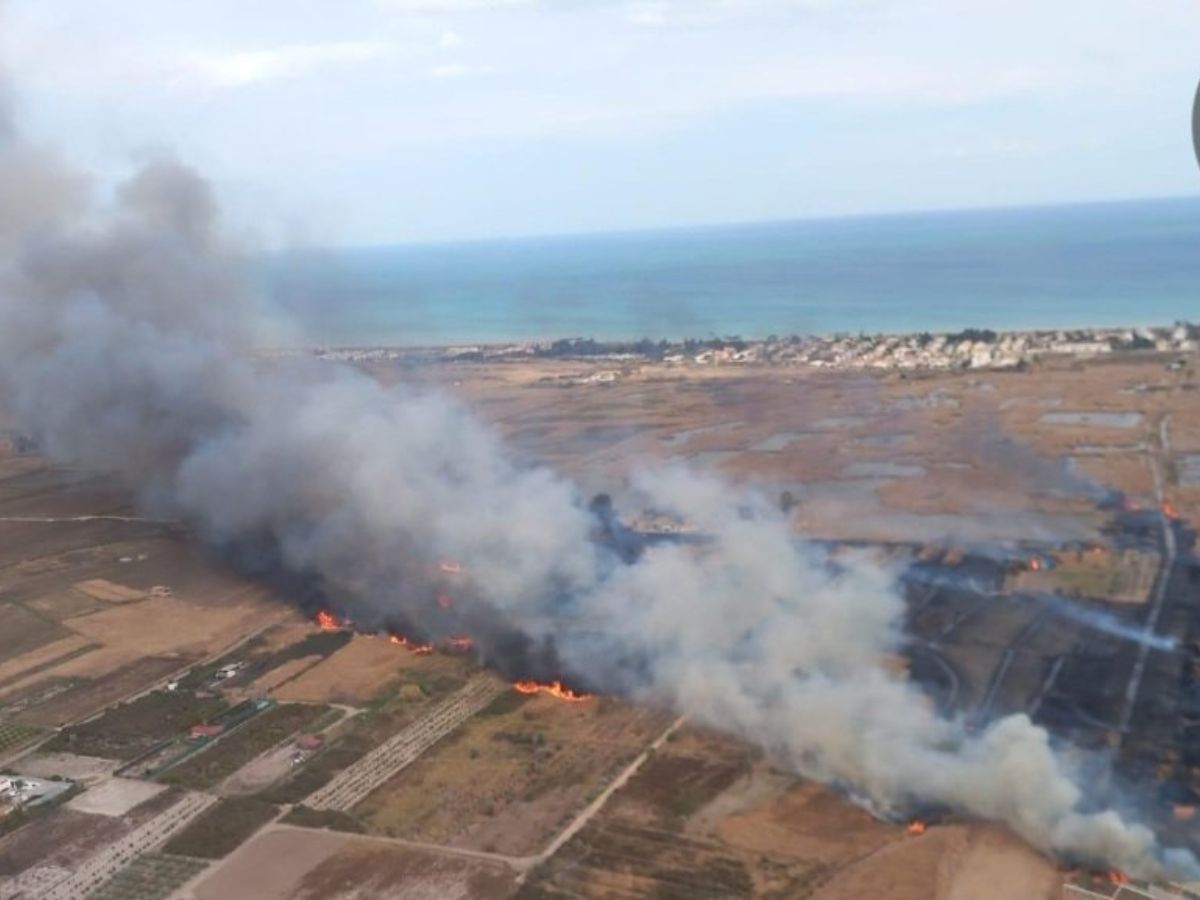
[308,322,1200,374]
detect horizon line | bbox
[318,192,1200,254]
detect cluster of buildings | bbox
[298,323,1199,375]
[671,324,1198,372]
[0,774,68,814]
[791,326,1193,371]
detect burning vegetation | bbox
[315,609,345,632]
[513,679,592,703]
[388,634,433,655]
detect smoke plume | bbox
[0,107,1194,882]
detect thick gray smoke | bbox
[0,130,1194,881]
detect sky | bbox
[3,0,1200,244]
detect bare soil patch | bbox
[66,776,167,816]
[197,827,519,899]
[192,826,350,900]
[11,751,119,783]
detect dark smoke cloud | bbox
[0,94,1194,882]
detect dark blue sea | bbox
[267,197,1200,346]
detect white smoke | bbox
[0,100,1193,882]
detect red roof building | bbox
[295,734,324,751]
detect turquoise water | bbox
[268,197,1200,346]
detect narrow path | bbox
[525,715,686,871]
[231,714,688,885]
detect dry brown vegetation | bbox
[352,693,673,857]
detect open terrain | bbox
[0,348,1198,898]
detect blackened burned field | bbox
[894,507,1200,850]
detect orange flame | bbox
[438,561,464,575]
[1161,498,1181,520]
[906,820,927,836]
[1029,557,1043,572]
[388,634,434,655]
[447,635,475,652]
[513,679,591,702]
[1107,870,1129,885]
[315,610,342,631]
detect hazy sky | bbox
[4,0,1200,244]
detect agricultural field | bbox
[174,626,351,697]
[521,726,1064,900]
[160,703,330,791]
[86,852,210,900]
[261,668,470,805]
[0,602,70,663]
[42,690,227,761]
[0,720,43,758]
[8,656,190,728]
[273,634,474,706]
[351,691,675,856]
[162,798,280,859]
[191,827,517,900]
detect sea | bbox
[266,196,1200,347]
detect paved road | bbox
[306,675,507,811]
